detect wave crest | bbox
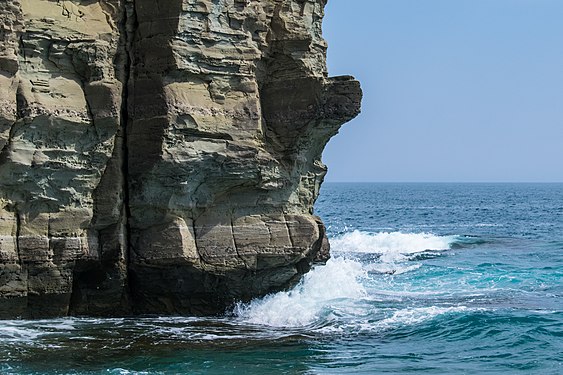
[234,258,367,327]
[233,231,472,329]
[331,230,456,254]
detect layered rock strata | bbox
[0,0,361,318]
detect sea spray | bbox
[234,231,459,327]
[333,230,458,274]
[234,258,367,327]
[331,231,456,259]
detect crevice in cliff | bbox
[284,217,296,249]
[121,2,137,303]
[14,210,22,267]
[0,82,25,164]
[18,35,27,63]
[230,217,250,270]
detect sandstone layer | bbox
[0,0,361,318]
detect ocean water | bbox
[1,183,562,374]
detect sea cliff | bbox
[0,0,361,318]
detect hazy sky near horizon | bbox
[322,0,563,182]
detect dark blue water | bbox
[1,183,562,374]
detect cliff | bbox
[0,0,361,318]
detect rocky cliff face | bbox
[0,0,361,318]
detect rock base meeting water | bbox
[0,183,561,374]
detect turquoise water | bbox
[1,183,562,374]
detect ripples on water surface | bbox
[1,183,562,374]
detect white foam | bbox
[107,370,152,375]
[234,231,463,329]
[0,325,43,342]
[331,231,456,263]
[375,306,471,329]
[36,319,76,331]
[234,258,367,327]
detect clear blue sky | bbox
[322,0,563,182]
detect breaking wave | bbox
[331,230,457,259]
[234,231,467,328]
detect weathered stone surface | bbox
[0,0,361,318]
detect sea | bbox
[1,183,562,374]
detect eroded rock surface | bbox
[0,0,361,318]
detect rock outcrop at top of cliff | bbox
[0,0,361,318]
